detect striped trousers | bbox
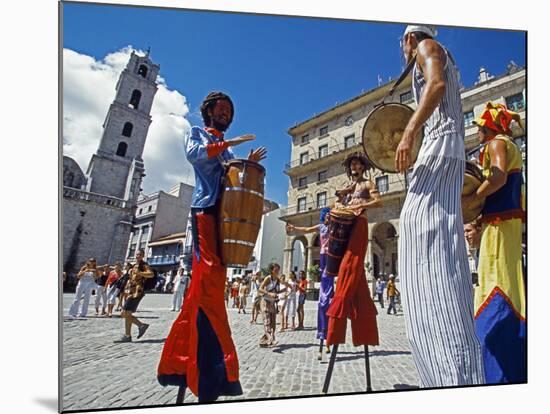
[399,155,485,387]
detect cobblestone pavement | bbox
[62,293,419,411]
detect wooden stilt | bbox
[322,344,339,394]
[364,345,372,392]
[176,385,186,404]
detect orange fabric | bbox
[157,212,239,394]
[326,216,379,346]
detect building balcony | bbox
[284,142,362,176]
[280,196,337,221]
[148,254,180,266]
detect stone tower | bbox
[86,51,159,206]
[63,51,160,277]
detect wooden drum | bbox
[219,159,266,267]
[462,161,485,223]
[362,103,423,173]
[325,209,356,277]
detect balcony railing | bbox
[281,196,337,218]
[148,255,180,266]
[285,141,361,173]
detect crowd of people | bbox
[66,249,192,342]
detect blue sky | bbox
[62,1,526,205]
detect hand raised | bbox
[248,146,267,162]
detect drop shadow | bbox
[33,397,58,412]
[272,343,318,353]
[393,383,420,390]
[331,349,412,362]
[135,338,166,344]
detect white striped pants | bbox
[399,155,485,387]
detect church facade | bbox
[62,51,159,275]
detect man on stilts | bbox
[157,91,267,402]
[396,25,485,387]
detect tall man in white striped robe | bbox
[395,25,485,387]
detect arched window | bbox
[129,89,142,109]
[138,65,148,78]
[116,142,128,157]
[122,122,133,137]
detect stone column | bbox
[125,231,134,260]
[283,248,293,276]
[306,246,314,284]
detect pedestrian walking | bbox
[249,272,262,323]
[68,258,101,318]
[231,278,240,308]
[386,275,400,315]
[258,263,289,347]
[115,249,154,343]
[375,278,386,308]
[105,263,123,317]
[238,279,249,314]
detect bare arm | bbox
[463,139,508,211]
[286,223,320,234]
[395,39,447,172]
[137,264,154,279]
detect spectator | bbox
[172,268,190,312]
[375,278,386,308]
[95,265,109,316]
[297,270,308,329]
[386,275,400,315]
[68,258,100,318]
[105,263,123,317]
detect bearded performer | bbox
[325,152,381,347]
[157,91,267,402]
[463,102,526,384]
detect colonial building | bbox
[125,182,194,264]
[282,64,526,283]
[63,51,159,275]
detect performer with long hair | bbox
[395,25,485,386]
[325,152,381,347]
[463,102,526,383]
[157,91,267,402]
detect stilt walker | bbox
[322,152,382,393]
[157,92,267,402]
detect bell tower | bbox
[86,50,159,205]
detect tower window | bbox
[116,142,128,157]
[122,122,133,137]
[138,65,148,78]
[130,89,142,110]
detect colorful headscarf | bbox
[319,207,331,223]
[473,102,522,135]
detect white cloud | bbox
[63,46,194,195]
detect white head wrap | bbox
[403,25,438,38]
